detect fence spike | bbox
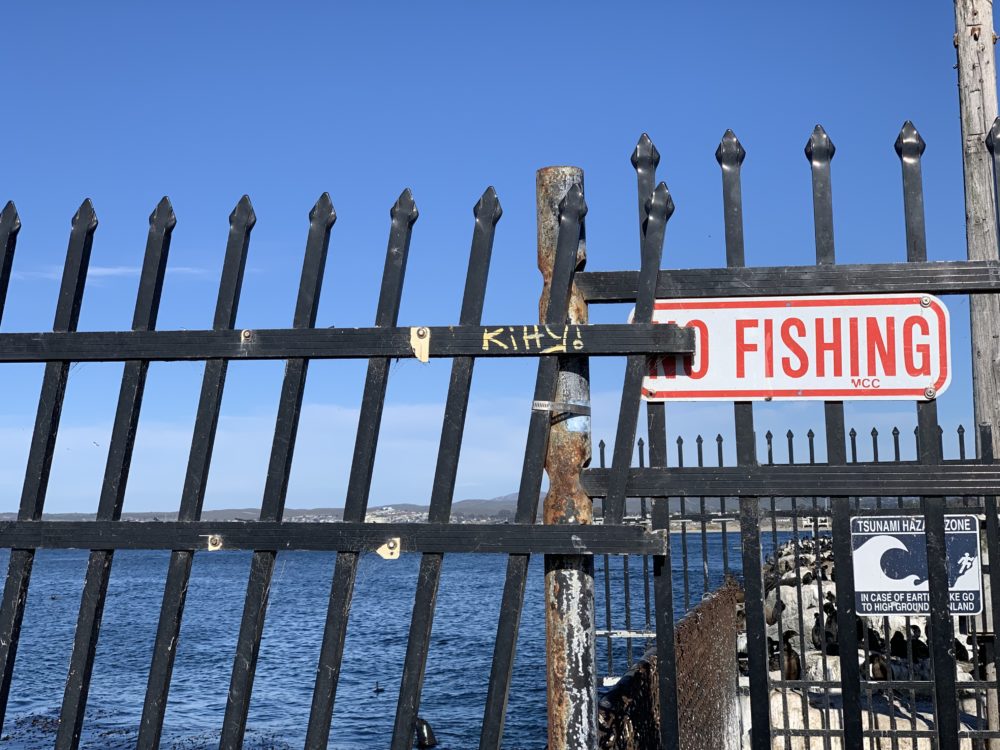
[474,186,503,224]
[391,188,419,225]
[807,429,815,438]
[695,434,703,444]
[1,202,21,236]
[786,429,794,439]
[644,182,675,227]
[309,192,337,226]
[72,198,99,231]
[0,202,21,323]
[715,129,746,167]
[805,124,836,162]
[894,120,927,160]
[871,427,878,437]
[149,196,176,231]
[631,133,660,171]
[229,194,256,229]
[637,436,644,448]
[558,183,588,223]
[765,430,773,440]
[849,428,857,437]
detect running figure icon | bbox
[957,551,976,577]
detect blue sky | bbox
[0,2,982,513]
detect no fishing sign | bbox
[850,515,982,616]
[640,294,951,401]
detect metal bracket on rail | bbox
[376,537,401,560]
[531,400,591,416]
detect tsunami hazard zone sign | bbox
[851,515,982,616]
[640,293,951,401]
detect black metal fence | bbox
[0,176,692,749]
[580,122,1000,749]
[595,424,988,744]
[7,119,1000,750]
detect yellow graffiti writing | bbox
[481,325,583,353]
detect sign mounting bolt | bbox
[416,327,428,338]
[920,296,931,308]
[241,329,252,340]
[924,386,937,400]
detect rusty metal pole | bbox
[537,166,597,750]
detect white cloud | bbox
[11,265,210,283]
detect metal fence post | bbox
[537,166,597,750]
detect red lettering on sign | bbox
[764,319,774,377]
[904,316,931,376]
[867,317,896,377]
[684,319,709,379]
[849,317,860,377]
[736,320,757,379]
[780,318,808,378]
[815,319,842,377]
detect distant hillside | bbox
[0,493,925,522]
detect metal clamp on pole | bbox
[531,400,591,416]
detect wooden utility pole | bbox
[956,0,1000,449]
[955,2,1000,745]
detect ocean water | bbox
[0,533,750,749]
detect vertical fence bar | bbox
[389,188,501,750]
[0,201,22,724]
[220,194,336,747]
[0,200,95,730]
[136,196,255,749]
[717,128,770,750]
[897,120,960,750]
[719,434,729,574]
[805,123,864,748]
[629,134,682,750]
[697,435,708,595]
[639,438,652,634]
[604,195,674,524]
[305,190,418,750]
[479,185,586,750]
[57,198,175,750]
[599,441,614,679]
[677,437,690,612]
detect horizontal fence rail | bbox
[582,464,1000,498]
[577,259,1000,303]
[0,322,693,362]
[0,521,670,555]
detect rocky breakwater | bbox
[736,536,982,748]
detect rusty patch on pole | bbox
[538,166,597,749]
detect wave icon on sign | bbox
[853,535,926,592]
